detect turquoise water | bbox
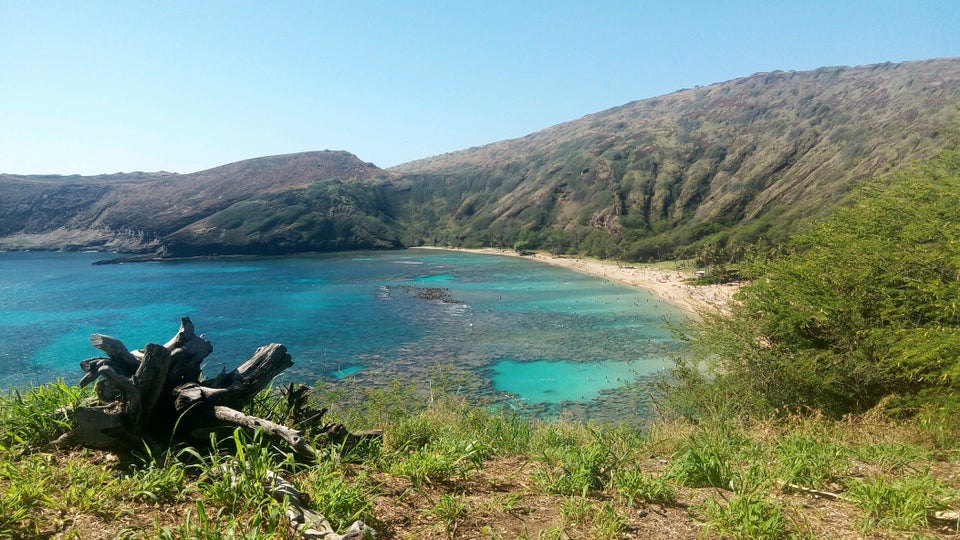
[489,357,666,403]
[0,249,684,419]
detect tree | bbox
[682,151,960,417]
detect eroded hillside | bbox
[1,59,958,259]
[390,58,960,259]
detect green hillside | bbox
[390,58,960,260]
[1,58,958,260]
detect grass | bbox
[666,421,745,489]
[0,379,958,539]
[559,496,627,539]
[0,379,90,449]
[702,489,799,540]
[422,493,468,536]
[533,434,615,496]
[612,462,677,506]
[848,473,953,533]
[700,461,806,539]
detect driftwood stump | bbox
[55,317,319,457]
[55,317,379,538]
[58,317,381,456]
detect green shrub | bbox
[0,484,33,538]
[466,407,533,454]
[702,462,807,539]
[422,493,468,534]
[559,497,627,540]
[388,436,488,487]
[679,151,960,418]
[389,415,443,452]
[185,428,295,516]
[123,448,189,504]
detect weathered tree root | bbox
[55,317,381,460]
[52,317,324,458]
[53,317,382,538]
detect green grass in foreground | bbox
[0,378,958,539]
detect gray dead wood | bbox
[62,317,317,457]
[210,405,316,459]
[161,317,212,388]
[179,343,293,411]
[57,317,381,538]
[930,510,960,525]
[89,333,141,373]
[134,343,172,419]
[213,463,375,539]
[264,468,376,539]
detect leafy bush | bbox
[679,151,960,417]
[422,493,468,534]
[387,436,488,487]
[773,432,846,489]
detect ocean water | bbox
[0,249,684,419]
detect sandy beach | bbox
[422,247,738,316]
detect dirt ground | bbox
[22,452,960,539]
[366,454,958,540]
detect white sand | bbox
[420,247,737,316]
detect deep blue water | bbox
[0,249,683,418]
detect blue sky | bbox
[1,1,957,175]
